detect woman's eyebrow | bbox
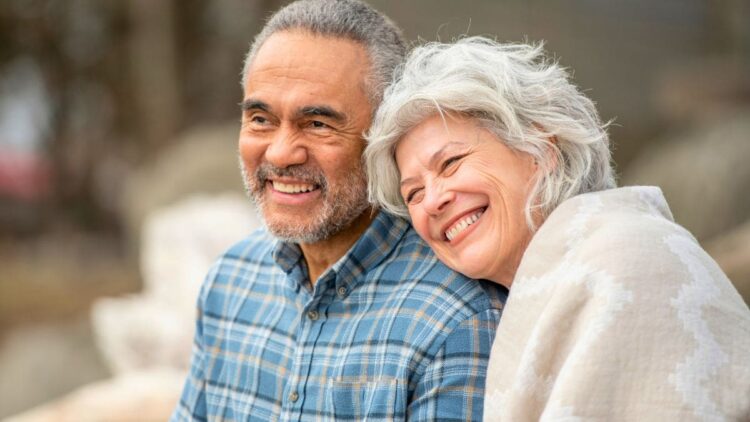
[427,141,465,168]
[400,176,417,188]
[399,141,465,187]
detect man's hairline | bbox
[243,28,377,109]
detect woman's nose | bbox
[423,184,455,216]
[264,127,308,168]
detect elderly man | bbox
[171,1,506,420]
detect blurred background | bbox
[1,0,748,420]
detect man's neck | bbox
[299,209,377,285]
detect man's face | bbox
[239,31,373,243]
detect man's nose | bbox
[264,127,307,168]
[423,184,454,216]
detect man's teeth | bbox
[272,181,316,193]
[445,209,484,241]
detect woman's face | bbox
[395,114,538,286]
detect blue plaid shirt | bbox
[171,211,507,421]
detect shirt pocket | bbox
[326,378,406,421]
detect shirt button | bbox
[307,310,319,321]
[289,391,299,403]
[337,286,347,297]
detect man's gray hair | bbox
[242,0,406,107]
[365,36,616,228]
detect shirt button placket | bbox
[295,304,321,414]
[288,391,299,403]
[307,310,319,321]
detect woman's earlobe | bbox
[544,136,560,170]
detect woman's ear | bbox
[546,135,559,170]
[530,123,559,171]
[534,135,559,172]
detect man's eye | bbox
[243,114,270,127]
[309,120,329,129]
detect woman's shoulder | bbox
[491,187,750,421]
[528,186,693,271]
[512,186,748,328]
[543,186,677,241]
[511,186,749,348]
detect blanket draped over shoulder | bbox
[484,186,750,421]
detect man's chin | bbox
[260,210,328,243]
[265,224,321,243]
[253,183,371,244]
[261,208,365,244]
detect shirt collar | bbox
[271,211,410,295]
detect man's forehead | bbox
[243,31,371,115]
[242,78,350,116]
[247,30,369,80]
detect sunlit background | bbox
[1,0,748,419]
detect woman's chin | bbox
[444,257,490,283]
[436,248,509,286]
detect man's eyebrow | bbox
[240,99,270,112]
[297,105,346,122]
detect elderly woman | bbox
[365,37,750,421]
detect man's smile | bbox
[270,180,318,194]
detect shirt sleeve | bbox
[407,307,502,421]
[170,269,215,422]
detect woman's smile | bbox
[395,113,537,286]
[442,206,486,242]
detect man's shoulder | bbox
[197,227,283,311]
[203,227,279,287]
[378,225,508,314]
[221,226,278,263]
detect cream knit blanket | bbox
[484,186,750,421]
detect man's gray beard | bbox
[239,158,370,244]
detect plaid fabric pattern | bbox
[171,212,507,421]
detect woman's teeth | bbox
[445,209,484,241]
[272,181,316,193]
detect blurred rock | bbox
[0,319,109,419]
[93,193,259,375]
[4,369,184,422]
[654,57,750,125]
[91,296,193,375]
[5,194,260,420]
[622,110,750,241]
[120,123,247,249]
[0,231,138,333]
[704,219,750,306]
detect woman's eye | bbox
[441,154,466,172]
[405,188,424,204]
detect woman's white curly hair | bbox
[365,36,616,228]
